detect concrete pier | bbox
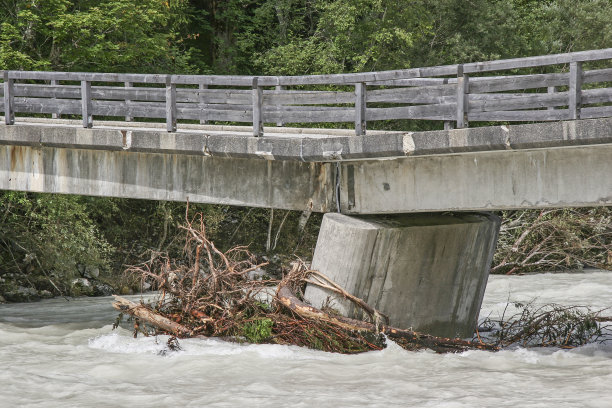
[304,212,501,338]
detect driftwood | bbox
[111,210,500,353]
[112,287,497,353]
[112,295,191,336]
[276,284,498,353]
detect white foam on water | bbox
[1,270,611,407]
[88,328,336,361]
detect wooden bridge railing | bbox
[2,48,612,136]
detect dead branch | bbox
[276,283,498,353]
[112,295,191,335]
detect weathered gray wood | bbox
[469,109,569,122]
[14,98,81,115]
[255,65,457,87]
[366,104,455,121]
[468,91,568,112]
[3,72,14,125]
[469,73,568,93]
[583,68,612,84]
[199,83,208,124]
[14,97,161,117]
[275,85,284,126]
[51,80,59,119]
[15,84,83,99]
[569,62,583,120]
[4,47,612,130]
[373,69,608,91]
[264,90,353,105]
[582,88,612,105]
[367,84,456,104]
[166,76,177,132]
[264,108,355,123]
[81,80,92,128]
[252,77,263,136]
[547,86,557,111]
[172,74,254,87]
[180,72,432,88]
[581,105,612,119]
[355,82,366,135]
[8,71,168,84]
[176,106,252,122]
[444,121,454,130]
[125,82,133,121]
[464,48,612,74]
[366,78,455,87]
[92,101,166,119]
[456,65,468,128]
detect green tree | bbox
[0,0,202,73]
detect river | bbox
[1,271,611,407]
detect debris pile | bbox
[112,212,610,353]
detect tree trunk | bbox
[112,295,190,336]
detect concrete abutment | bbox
[304,212,501,338]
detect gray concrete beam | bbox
[3,117,612,162]
[0,145,335,211]
[1,117,612,212]
[340,144,612,213]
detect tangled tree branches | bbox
[479,302,612,348]
[493,208,612,275]
[113,211,497,354]
[113,211,610,353]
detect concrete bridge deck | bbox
[0,116,611,213]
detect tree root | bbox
[276,284,498,353]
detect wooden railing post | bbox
[355,82,366,136]
[569,61,583,120]
[81,80,92,128]
[166,75,177,132]
[456,64,469,128]
[252,77,263,137]
[51,80,59,119]
[547,86,557,111]
[275,84,284,127]
[199,83,208,125]
[3,71,14,125]
[125,81,133,122]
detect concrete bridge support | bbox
[304,212,501,338]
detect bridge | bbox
[2,48,611,338]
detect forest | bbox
[0,0,611,301]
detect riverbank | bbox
[1,201,609,305]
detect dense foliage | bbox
[0,0,611,300]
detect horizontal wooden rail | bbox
[2,48,612,135]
